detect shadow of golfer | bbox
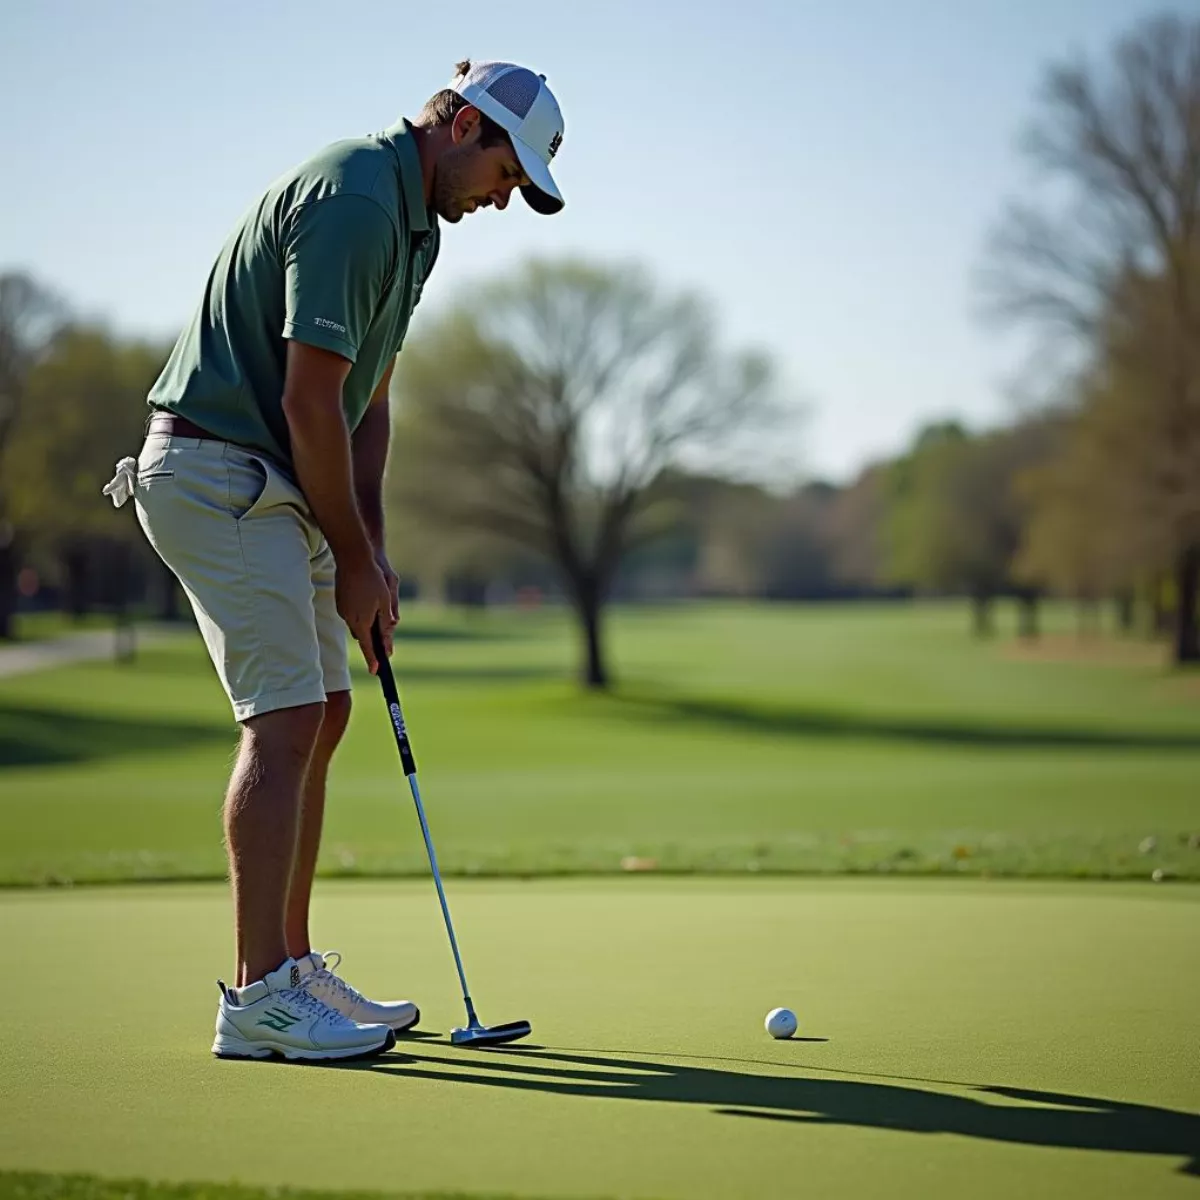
[371,1046,1200,1178]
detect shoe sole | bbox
[212,1028,396,1062]
[392,1006,421,1034]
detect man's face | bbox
[432,108,532,224]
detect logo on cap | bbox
[548,130,563,159]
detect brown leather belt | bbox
[146,411,222,440]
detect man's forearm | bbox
[283,389,374,569]
[352,383,391,552]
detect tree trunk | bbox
[971,591,994,638]
[62,543,89,621]
[1174,545,1200,665]
[1016,591,1039,640]
[575,583,608,689]
[1114,588,1135,635]
[0,523,17,641]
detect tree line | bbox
[0,267,1190,682]
[0,11,1195,688]
[387,11,1200,681]
[0,274,178,641]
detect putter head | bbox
[451,1020,532,1048]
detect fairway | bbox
[2,879,1198,1199]
[3,602,1200,1197]
[2,603,1199,885]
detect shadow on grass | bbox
[368,1046,1200,1177]
[394,621,524,643]
[0,701,231,767]
[610,688,1200,753]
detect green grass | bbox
[7,610,118,642]
[3,609,1199,1195]
[1,879,1197,1199]
[1,601,1199,885]
[0,1174,529,1200]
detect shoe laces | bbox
[281,982,355,1028]
[304,950,366,1007]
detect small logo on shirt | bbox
[314,317,347,334]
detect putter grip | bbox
[371,620,417,777]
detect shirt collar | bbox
[381,118,433,235]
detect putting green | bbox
[2,879,1198,1199]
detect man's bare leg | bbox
[280,688,419,1031]
[226,701,325,987]
[285,690,352,960]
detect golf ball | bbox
[765,1007,798,1039]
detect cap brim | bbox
[513,137,564,215]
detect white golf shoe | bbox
[296,950,420,1033]
[212,957,396,1062]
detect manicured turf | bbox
[3,603,1196,1198]
[1,602,1198,885]
[6,610,116,642]
[1,879,1198,1199]
[0,1176,505,1200]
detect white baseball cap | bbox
[449,60,565,214]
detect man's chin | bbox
[431,197,461,223]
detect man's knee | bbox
[240,701,326,767]
[319,690,352,751]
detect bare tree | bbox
[0,272,65,638]
[979,13,1200,662]
[390,258,794,688]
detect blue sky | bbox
[0,0,1166,481]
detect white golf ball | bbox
[765,1007,798,1039]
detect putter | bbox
[371,619,532,1048]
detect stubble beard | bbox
[432,147,472,223]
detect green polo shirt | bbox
[147,119,440,467]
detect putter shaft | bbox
[405,771,477,1015]
[371,620,528,1046]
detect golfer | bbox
[103,60,566,1062]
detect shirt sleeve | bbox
[281,195,396,362]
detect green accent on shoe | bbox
[255,1007,301,1033]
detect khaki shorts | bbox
[133,432,351,721]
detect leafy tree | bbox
[3,324,169,625]
[825,463,892,594]
[0,272,65,637]
[885,420,1057,635]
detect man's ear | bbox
[451,105,482,146]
